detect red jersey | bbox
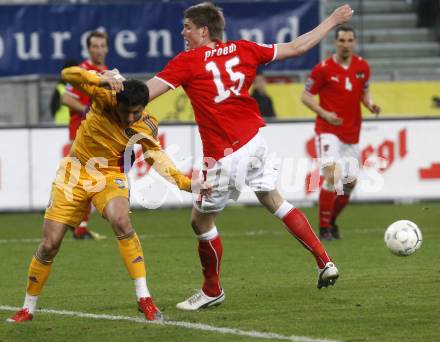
[156,40,276,160]
[65,60,108,140]
[305,54,370,144]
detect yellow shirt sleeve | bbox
[133,114,191,192]
[61,66,102,98]
[143,148,192,192]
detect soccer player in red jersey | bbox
[146,2,353,310]
[62,31,109,240]
[301,26,381,240]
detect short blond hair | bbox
[184,2,225,41]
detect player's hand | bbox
[369,103,381,116]
[330,4,354,25]
[102,68,126,80]
[321,111,343,126]
[99,69,125,92]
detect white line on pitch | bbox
[0,230,283,244]
[2,226,406,244]
[0,238,41,244]
[0,305,339,342]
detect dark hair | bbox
[116,80,149,107]
[86,31,109,48]
[184,2,225,41]
[335,25,356,39]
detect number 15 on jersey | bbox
[206,57,245,103]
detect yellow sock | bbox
[117,232,146,279]
[26,255,53,296]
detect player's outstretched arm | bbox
[61,66,102,97]
[145,78,171,102]
[276,4,353,60]
[141,144,210,195]
[61,92,87,114]
[139,139,189,191]
[146,148,192,191]
[301,91,343,126]
[62,66,124,96]
[138,134,211,195]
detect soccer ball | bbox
[384,220,422,256]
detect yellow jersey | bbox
[62,66,191,191]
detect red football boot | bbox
[73,227,106,240]
[6,308,33,323]
[137,297,163,321]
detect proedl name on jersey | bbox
[204,44,237,62]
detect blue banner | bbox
[0,1,319,76]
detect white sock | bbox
[134,277,151,300]
[23,293,38,314]
[197,226,219,241]
[273,201,294,219]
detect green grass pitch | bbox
[0,202,439,341]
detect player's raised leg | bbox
[103,197,162,321]
[7,219,69,323]
[176,208,225,310]
[256,190,339,289]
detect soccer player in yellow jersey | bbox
[7,67,208,323]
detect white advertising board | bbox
[260,119,440,203]
[356,120,440,201]
[0,119,439,211]
[30,129,71,208]
[0,130,31,209]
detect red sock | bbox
[74,227,89,236]
[333,195,349,221]
[198,236,223,297]
[319,188,336,228]
[283,208,331,268]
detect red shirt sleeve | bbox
[238,40,276,65]
[155,52,193,89]
[65,83,79,99]
[305,63,325,95]
[65,83,89,106]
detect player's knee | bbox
[343,179,357,194]
[109,214,131,235]
[256,191,283,213]
[190,218,212,235]
[323,169,335,185]
[190,218,199,232]
[39,239,60,259]
[325,173,336,186]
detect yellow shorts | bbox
[45,158,129,227]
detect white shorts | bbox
[193,131,278,213]
[315,133,360,180]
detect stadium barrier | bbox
[1,118,439,211]
[146,81,440,121]
[1,77,439,126]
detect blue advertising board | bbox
[0,1,319,76]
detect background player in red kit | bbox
[146,2,354,310]
[62,31,109,240]
[301,26,381,240]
